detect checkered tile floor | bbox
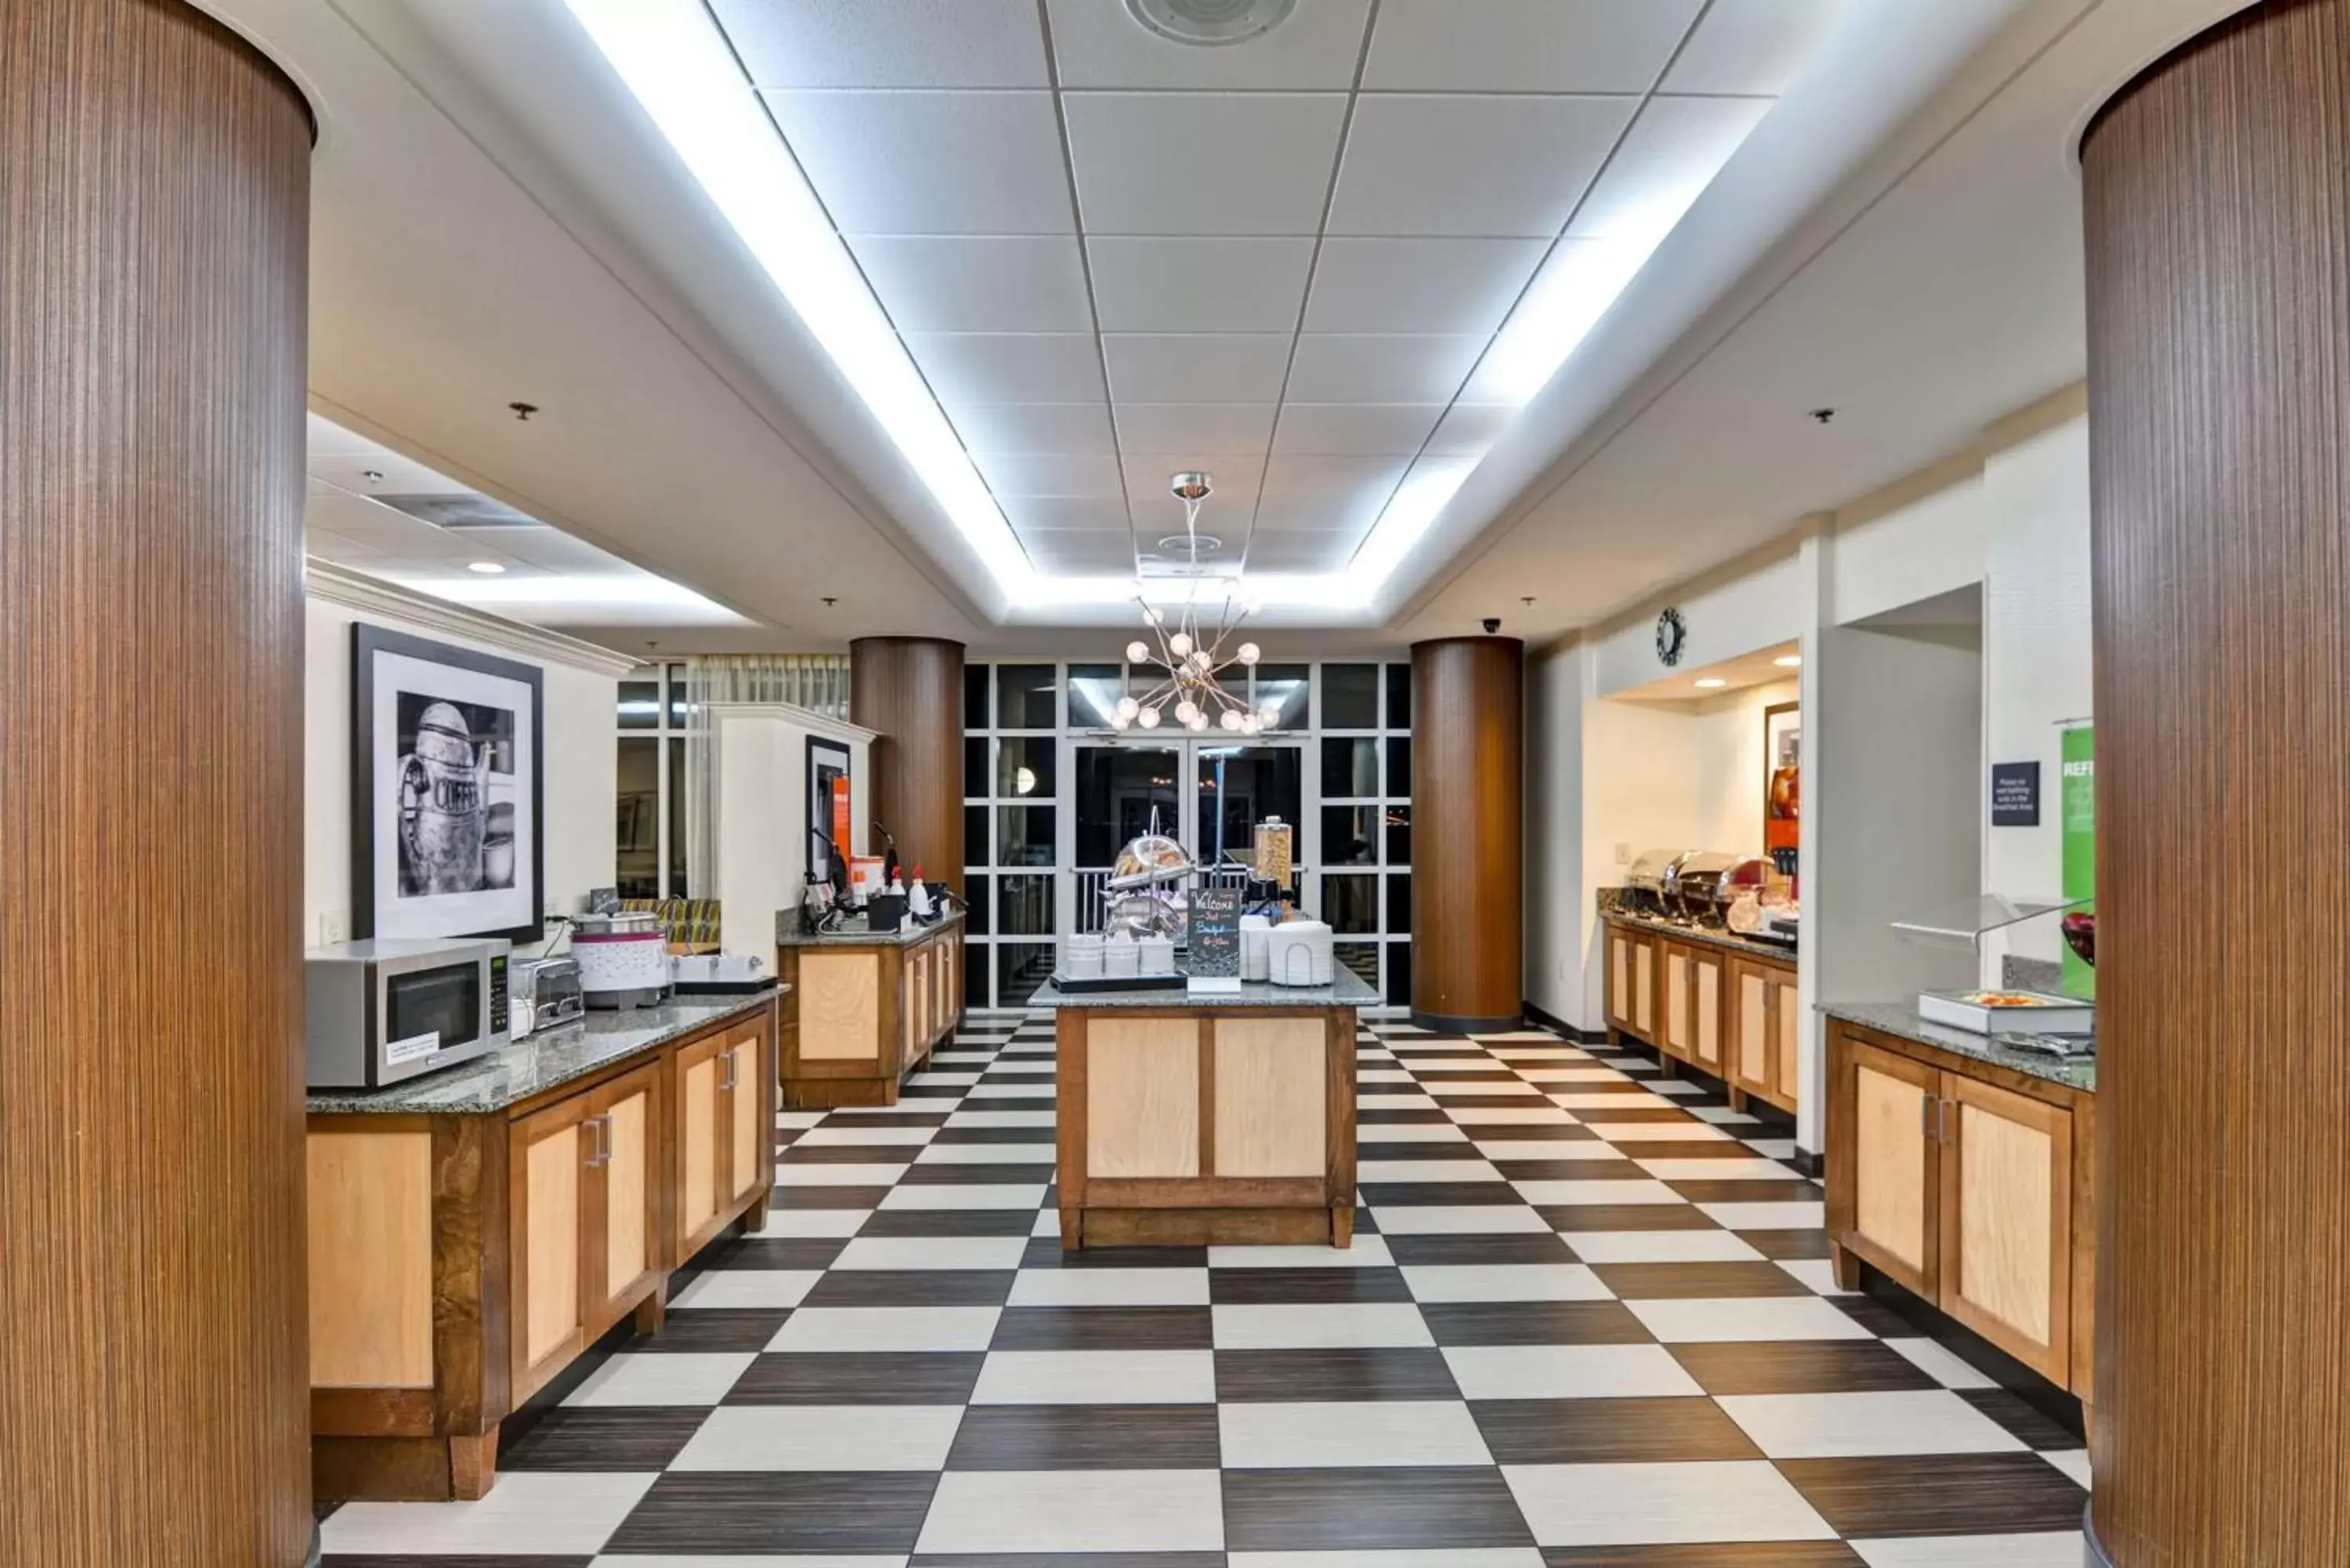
[320,1014,2091,1566]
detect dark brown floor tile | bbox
[1470,1122,1603,1141]
[859,1208,1039,1238]
[802,1269,1015,1307]
[1473,1396,1760,1464]
[725,1238,847,1270]
[1593,1261,1813,1299]
[1542,1544,1865,1566]
[1411,1068,1522,1082]
[1830,1293,1926,1338]
[1777,1452,2088,1538]
[615,1307,787,1354]
[1959,1387,2087,1448]
[1420,1300,1655,1346]
[992,1305,1214,1351]
[1615,1140,1770,1162]
[896,1162,1056,1186]
[1210,1266,1413,1304]
[933,1125,1058,1144]
[1668,1340,1940,1396]
[497,1407,706,1472]
[802,1111,947,1127]
[1575,1106,1709,1124]
[911,1555,1223,1567]
[1436,1093,1569,1109]
[1215,1346,1460,1402]
[725,1350,985,1405]
[1741,1227,1835,1259]
[1386,1233,1580,1267]
[603,1472,936,1555]
[1360,1107,1454,1125]
[1493,1158,1645,1181]
[779,1143,922,1165]
[1223,1466,1534,1551]
[1362,1141,1504,1162]
[1542,1204,1724,1233]
[946,1403,1220,1469]
[1361,1181,1528,1205]
[771,1186,891,1209]
[1666,1180,1820,1203]
[1022,1239,1208,1269]
[323,1559,590,1567]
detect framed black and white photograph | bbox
[352,623,544,943]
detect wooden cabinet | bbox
[1605,925,1657,1042]
[674,1018,770,1263]
[583,1064,663,1342]
[1825,1018,2094,1398]
[1728,957,1801,1115]
[779,916,966,1107]
[1659,941,1725,1072]
[1606,919,1795,1119]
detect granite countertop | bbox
[1596,894,1798,966]
[1820,999,2096,1093]
[776,906,966,948]
[307,993,780,1115]
[1037,969,1383,1010]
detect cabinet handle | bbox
[1920,1095,1934,1140]
[585,1114,611,1168]
[720,1050,736,1093]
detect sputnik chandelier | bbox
[1110,471,1280,736]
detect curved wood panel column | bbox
[0,2,314,1563]
[851,637,967,895]
[2081,4,2350,1561]
[1410,638,1524,1033]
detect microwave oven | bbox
[306,937,512,1089]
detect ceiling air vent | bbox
[1123,0,1296,47]
[374,493,544,531]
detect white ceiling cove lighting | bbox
[466,560,507,574]
[393,572,749,622]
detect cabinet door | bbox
[1839,1039,1940,1298]
[1690,949,1723,1071]
[674,1030,731,1263]
[1607,932,1634,1030]
[509,1094,591,1400]
[1632,937,1655,1036]
[1773,974,1802,1104]
[1661,945,1694,1061]
[1938,1074,2073,1382]
[1732,962,1772,1095]
[726,1025,768,1204]
[582,1061,663,1342]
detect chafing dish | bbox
[1622,849,1684,917]
[1663,851,1740,922]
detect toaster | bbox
[512,954,584,1035]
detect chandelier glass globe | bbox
[1137,706,1161,728]
[1238,641,1260,665]
[1168,631,1192,659]
[1126,640,1149,663]
[1174,699,1199,726]
[1220,708,1242,731]
[1116,695,1141,720]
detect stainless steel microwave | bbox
[306,937,512,1089]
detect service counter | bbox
[776,909,965,1107]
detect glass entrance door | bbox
[1065,737,1303,935]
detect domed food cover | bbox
[1108,829,1194,891]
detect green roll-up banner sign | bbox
[2060,726,2095,998]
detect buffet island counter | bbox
[776,908,964,1108]
[1043,970,1373,1250]
[1599,891,1800,1115]
[1820,1001,2095,1406]
[305,993,778,1502]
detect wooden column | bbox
[2081,4,2350,1560]
[1409,637,1524,1033]
[0,4,313,1563]
[850,636,967,894]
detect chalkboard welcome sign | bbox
[1188,887,1242,986]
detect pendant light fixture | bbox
[1112,472,1279,736]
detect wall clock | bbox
[1656,607,1688,667]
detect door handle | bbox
[584,1114,609,1168]
[720,1050,736,1093]
[1920,1094,1934,1140]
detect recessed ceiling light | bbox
[1774,655,1802,667]
[468,561,507,574]
[1695,677,1728,689]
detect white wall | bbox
[1524,642,1585,1024]
[711,704,873,957]
[1690,679,1801,854]
[305,583,623,951]
[1589,544,1809,699]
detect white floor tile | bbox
[1219,1400,1491,1468]
[906,1071,982,1086]
[1852,1532,2088,1566]
[1444,1106,1578,1125]
[1360,1093,1443,1110]
[971,1349,1217,1404]
[1227,1553,1543,1568]
[1635,1158,1796,1182]
[1032,1208,1061,1237]
[1524,1068,1631,1084]
[1360,1160,1502,1183]
[1743,1138,1801,1158]
[1211,1303,1434,1349]
[1362,1068,1417,1083]
[671,1404,964,1470]
[1718,1390,2026,1458]
[1502,1461,1836,1546]
[1426,1081,1543,1097]
[1686,1105,1763,1125]
[750,1206,870,1237]
[1209,1236,1394,1268]
[773,1162,909,1187]
[767,1306,1002,1353]
[1442,1344,1703,1400]
[773,1110,827,1129]
[589,1555,906,1566]
[1009,1267,1209,1306]
[320,1472,656,1556]
[1511,1180,1684,1205]
[1774,1258,1856,1295]
[793,1125,937,1147]
[1585,1123,1733,1143]
[1647,1081,1707,1097]
[669,1270,819,1310]
[1401,1264,1611,1302]
[1546,1093,1676,1112]
[1882,1336,2000,1389]
[2043,1447,2093,1486]
[1358,1122,1472,1143]
[964,1082,1052,1099]
[563,1352,755,1407]
[1698,1201,1827,1230]
[1370,1205,1554,1235]
[833,1236,1029,1271]
[1472,1031,1572,1042]
[945,1109,1057,1128]
[914,1141,1054,1163]
[1562,1230,1763,1264]
[1625,1297,1871,1343]
[879,1183,1049,1210]
[916,1469,1223,1554]
[1468,1141,1626,1162]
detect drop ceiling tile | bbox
[1285,334,1488,403]
[902,333,1108,405]
[1242,530,1360,571]
[709,0,1049,87]
[764,91,1073,234]
[1113,403,1278,455]
[1088,237,1316,331]
[996,495,1130,533]
[1363,0,1704,91]
[1661,0,1850,96]
[1328,94,1636,237]
[1020,529,1144,573]
[307,452,471,496]
[1063,93,1348,236]
[1426,401,1515,456]
[1303,237,1548,334]
[306,412,382,457]
[849,235,1092,331]
[1567,96,1774,240]
[972,451,1127,499]
[1102,334,1295,403]
[1046,0,1373,89]
[1260,453,1410,496]
[1126,490,1257,550]
[949,403,1118,457]
[1249,489,1394,533]
[1273,403,1444,457]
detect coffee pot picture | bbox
[397,700,497,894]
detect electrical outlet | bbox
[1614,842,1632,866]
[320,909,349,945]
